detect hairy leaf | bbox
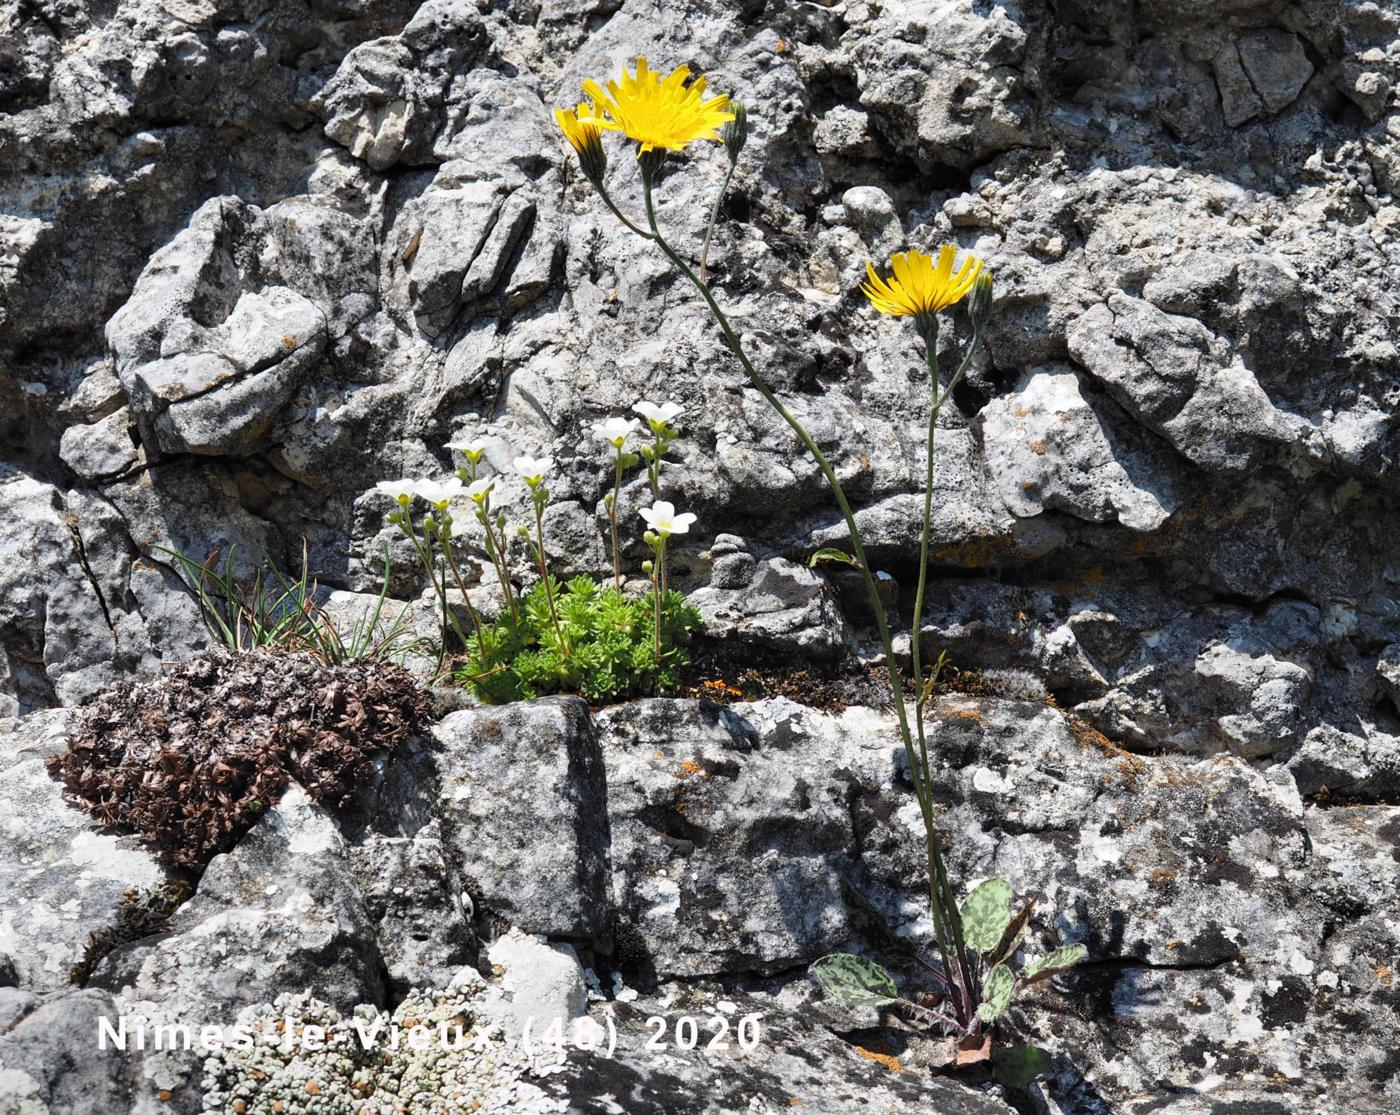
[976,963,1016,1022]
[809,547,861,570]
[810,954,899,1008]
[987,896,1036,968]
[961,878,1013,953]
[1021,944,1088,984]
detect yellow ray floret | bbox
[582,57,735,154]
[862,246,983,318]
[555,101,603,156]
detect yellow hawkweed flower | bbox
[555,101,607,180]
[582,57,734,155]
[862,246,984,319]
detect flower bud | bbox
[970,273,994,329]
[578,133,608,185]
[722,101,749,165]
[517,524,530,539]
[556,106,608,186]
[642,559,654,575]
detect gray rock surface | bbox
[3,0,1400,1110]
[0,0,1396,785]
[0,708,167,993]
[546,986,1017,1115]
[688,536,848,658]
[4,694,1400,1112]
[430,698,613,951]
[93,786,384,1019]
[0,989,139,1115]
[909,696,1400,1114]
[598,698,876,979]
[345,817,476,995]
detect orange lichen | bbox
[676,759,706,779]
[855,1047,902,1072]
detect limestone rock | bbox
[0,708,167,994]
[93,786,384,1019]
[430,698,612,950]
[598,698,884,978]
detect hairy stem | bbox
[596,181,657,242]
[442,535,484,643]
[909,321,986,999]
[700,159,737,284]
[652,536,666,671]
[480,513,519,624]
[640,172,964,1005]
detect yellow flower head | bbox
[555,101,607,180]
[555,101,602,156]
[861,246,984,319]
[582,57,735,154]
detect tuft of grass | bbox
[155,541,429,666]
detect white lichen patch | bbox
[201,988,569,1114]
[67,831,165,887]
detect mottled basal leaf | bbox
[961,878,1013,953]
[992,1043,1051,1088]
[808,548,860,570]
[987,897,1036,968]
[810,954,898,1007]
[1021,944,1088,983]
[976,963,1016,1022]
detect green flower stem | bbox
[533,496,568,654]
[479,512,519,624]
[441,534,485,643]
[398,513,465,663]
[909,319,986,997]
[639,172,964,1004]
[652,535,667,669]
[608,452,625,591]
[700,158,738,285]
[645,426,666,499]
[595,181,656,242]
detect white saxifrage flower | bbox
[466,478,494,504]
[638,500,696,537]
[445,436,491,462]
[410,477,465,507]
[376,479,418,504]
[513,455,554,488]
[633,399,683,428]
[594,416,640,448]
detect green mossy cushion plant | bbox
[376,400,702,704]
[459,577,700,703]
